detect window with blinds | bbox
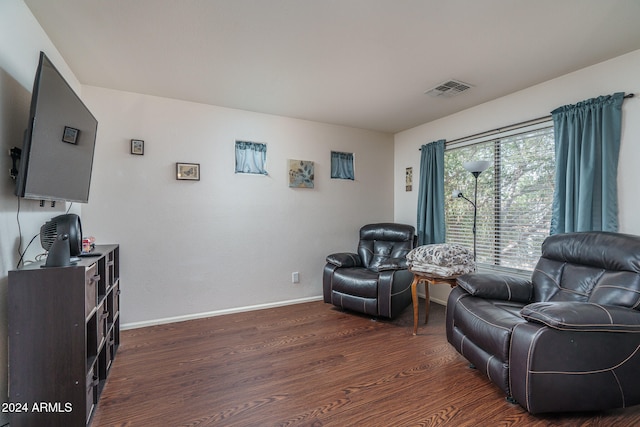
[444,123,555,273]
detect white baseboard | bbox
[122,293,448,330]
[430,296,448,306]
[121,295,324,330]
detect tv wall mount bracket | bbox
[9,147,21,180]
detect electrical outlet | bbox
[292,272,299,283]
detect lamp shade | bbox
[463,160,491,174]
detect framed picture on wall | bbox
[176,163,200,181]
[131,139,144,155]
[288,159,314,188]
[62,126,79,144]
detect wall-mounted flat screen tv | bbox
[15,51,98,203]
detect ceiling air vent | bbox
[425,79,473,98]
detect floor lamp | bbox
[453,160,491,263]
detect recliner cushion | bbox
[331,268,379,299]
[359,240,412,271]
[534,260,601,302]
[366,240,394,271]
[521,301,640,332]
[533,259,640,308]
[539,231,640,274]
[588,270,640,308]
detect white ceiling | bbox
[23,0,640,134]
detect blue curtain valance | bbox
[331,151,354,180]
[235,141,267,175]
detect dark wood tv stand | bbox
[8,244,120,427]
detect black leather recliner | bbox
[446,231,640,414]
[323,223,415,319]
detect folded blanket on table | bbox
[406,243,475,277]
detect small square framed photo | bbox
[131,139,144,155]
[62,126,79,144]
[176,162,200,181]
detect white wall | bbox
[5,0,640,413]
[0,4,395,416]
[0,0,85,421]
[394,49,640,305]
[80,86,394,326]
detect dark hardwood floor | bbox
[92,300,640,426]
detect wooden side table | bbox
[410,271,458,335]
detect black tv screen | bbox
[15,52,98,203]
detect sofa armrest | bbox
[373,257,409,271]
[456,273,533,302]
[326,252,362,268]
[521,301,640,332]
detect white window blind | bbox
[444,123,555,273]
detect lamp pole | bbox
[454,160,491,264]
[471,170,480,257]
[453,190,478,262]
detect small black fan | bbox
[40,214,83,259]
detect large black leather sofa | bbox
[323,223,415,319]
[446,231,640,413]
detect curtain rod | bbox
[443,115,552,147]
[419,92,635,150]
